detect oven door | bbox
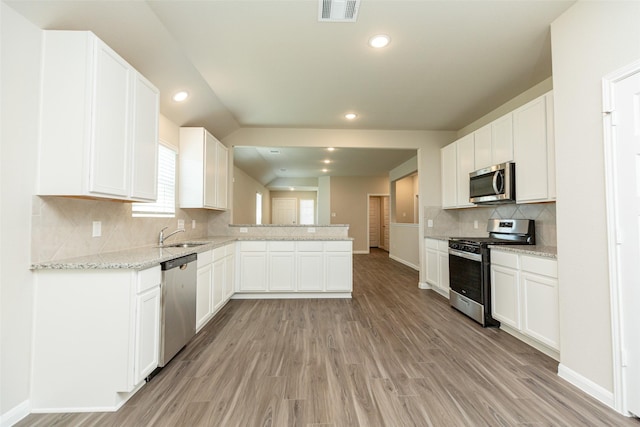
[448,248,483,304]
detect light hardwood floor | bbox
[19,249,639,426]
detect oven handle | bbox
[448,248,482,262]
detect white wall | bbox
[0,3,41,421]
[551,0,640,401]
[389,224,420,270]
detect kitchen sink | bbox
[162,242,207,248]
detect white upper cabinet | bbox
[441,134,476,209]
[456,134,475,207]
[513,92,556,203]
[473,124,492,170]
[491,113,514,165]
[441,143,457,209]
[37,31,159,202]
[179,127,229,210]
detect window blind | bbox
[132,144,176,217]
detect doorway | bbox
[368,195,389,251]
[603,61,640,416]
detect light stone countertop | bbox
[424,236,450,241]
[488,244,557,258]
[230,224,349,228]
[31,235,353,270]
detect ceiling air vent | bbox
[319,0,360,22]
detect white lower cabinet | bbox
[236,240,353,295]
[31,266,161,411]
[424,238,450,297]
[490,249,559,356]
[196,243,236,332]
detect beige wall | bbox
[330,176,389,253]
[394,174,416,224]
[233,166,270,224]
[551,0,640,398]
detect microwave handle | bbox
[492,171,504,194]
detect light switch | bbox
[177,219,185,229]
[92,221,101,237]
[331,212,336,217]
[473,220,479,229]
[192,220,196,229]
[307,227,316,233]
[240,227,248,233]
[427,219,433,228]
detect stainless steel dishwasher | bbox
[159,253,197,367]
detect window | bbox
[132,143,177,217]
[256,192,262,224]
[299,199,315,225]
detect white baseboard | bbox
[232,292,351,299]
[388,254,419,271]
[1,400,30,427]
[353,250,369,254]
[557,364,616,410]
[418,281,431,290]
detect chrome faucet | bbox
[158,227,185,246]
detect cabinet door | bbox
[89,41,131,197]
[196,263,213,330]
[521,272,559,350]
[514,96,548,202]
[130,72,159,201]
[215,141,228,209]
[491,265,520,329]
[474,124,492,170]
[325,252,352,291]
[492,113,514,165]
[456,134,475,207]
[203,131,217,208]
[238,252,268,291]
[298,253,324,291]
[425,248,439,286]
[441,143,457,208]
[134,286,160,384]
[268,252,296,291]
[224,253,235,300]
[437,250,450,293]
[212,257,225,311]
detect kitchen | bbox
[2,0,640,425]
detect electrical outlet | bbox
[331,212,336,217]
[427,219,433,228]
[307,227,316,233]
[192,220,196,229]
[177,219,185,229]
[240,227,248,233]
[92,221,102,237]
[473,220,479,229]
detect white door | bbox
[611,70,640,416]
[369,196,380,248]
[272,198,297,224]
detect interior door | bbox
[272,197,297,224]
[381,196,390,251]
[369,196,380,248]
[612,70,640,417]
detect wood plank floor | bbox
[19,249,639,426]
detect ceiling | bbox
[6,0,575,187]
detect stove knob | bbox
[451,243,459,250]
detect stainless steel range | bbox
[448,218,535,326]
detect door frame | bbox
[602,58,640,416]
[367,193,390,253]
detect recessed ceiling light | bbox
[327,147,335,151]
[345,113,357,120]
[324,159,331,164]
[322,168,328,173]
[368,34,390,48]
[289,187,295,191]
[172,91,189,102]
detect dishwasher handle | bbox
[161,253,197,270]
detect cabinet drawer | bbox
[297,241,324,252]
[425,239,439,250]
[521,255,557,278]
[137,266,161,293]
[197,250,213,267]
[213,246,225,259]
[491,250,519,269]
[437,240,449,252]
[324,241,352,252]
[239,241,267,251]
[269,241,296,252]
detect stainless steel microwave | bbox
[469,162,515,204]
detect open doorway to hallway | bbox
[368,195,389,252]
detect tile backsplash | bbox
[31,196,230,262]
[424,202,557,247]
